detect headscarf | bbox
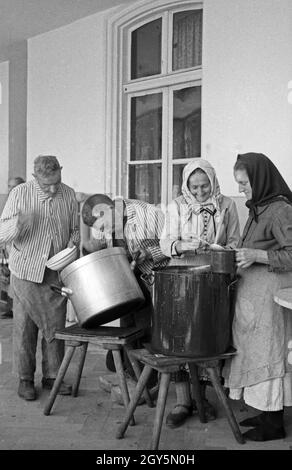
[181,158,222,217]
[236,153,292,221]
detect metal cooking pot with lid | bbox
[151,265,236,357]
[51,247,145,328]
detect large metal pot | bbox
[151,266,236,357]
[53,247,145,328]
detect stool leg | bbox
[124,345,154,408]
[72,343,88,397]
[188,363,207,423]
[206,367,245,444]
[43,345,76,416]
[150,372,171,451]
[116,364,153,439]
[112,349,135,426]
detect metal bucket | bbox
[56,247,145,328]
[210,249,236,274]
[151,266,235,357]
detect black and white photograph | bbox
[0,0,292,456]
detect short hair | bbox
[34,155,62,177]
[82,194,114,227]
[9,176,25,185]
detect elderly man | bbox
[82,194,169,399]
[0,156,79,400]
[0,176,26,319]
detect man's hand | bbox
[130,248,151,270]
[132,248,151,264]
[17,213,35,232]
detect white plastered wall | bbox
[27,0,292,229]
[0,60,9,210]
[27,10,116,194]
[202,0,292,195]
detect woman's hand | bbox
[236,248,269,268]
[235,248,258,268]
[175,238,201,255]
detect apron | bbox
[11,269,67,342]
[223,265,292,388]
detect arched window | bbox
[106,1,202,206]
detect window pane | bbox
[129,164,161,204]
[172,164,185,199]
[173,86,201,159]
[131,19,162,79]
[131,93,162,161]
[172,9,202,71]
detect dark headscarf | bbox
[236,152,292,221]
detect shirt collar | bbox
[33,178,63,201]
[124,199,135,225]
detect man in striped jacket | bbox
[82,194,169,400]
[0,156,80,401]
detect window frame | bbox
[105,0,203,206]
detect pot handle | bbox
[50,284,73,297]
[227,274,241,292]
[228,278,238,289]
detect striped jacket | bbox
[92,198,169,276]
[0,179,80,283]
[124,199,169,275]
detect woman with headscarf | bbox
[160,158,240,428]
[223,152,292,442]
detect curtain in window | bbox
[129,164,161,204]
[173,10,202,70]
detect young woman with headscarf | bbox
[160,158,240,428]
[223,152,292,442]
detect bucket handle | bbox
[50,284,73,297]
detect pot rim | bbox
[61,246,128,279]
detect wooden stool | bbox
[43,324,153,419]
[116,348,245,449]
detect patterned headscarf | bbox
[181,158,222,218]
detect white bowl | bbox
[46,246,78,271]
